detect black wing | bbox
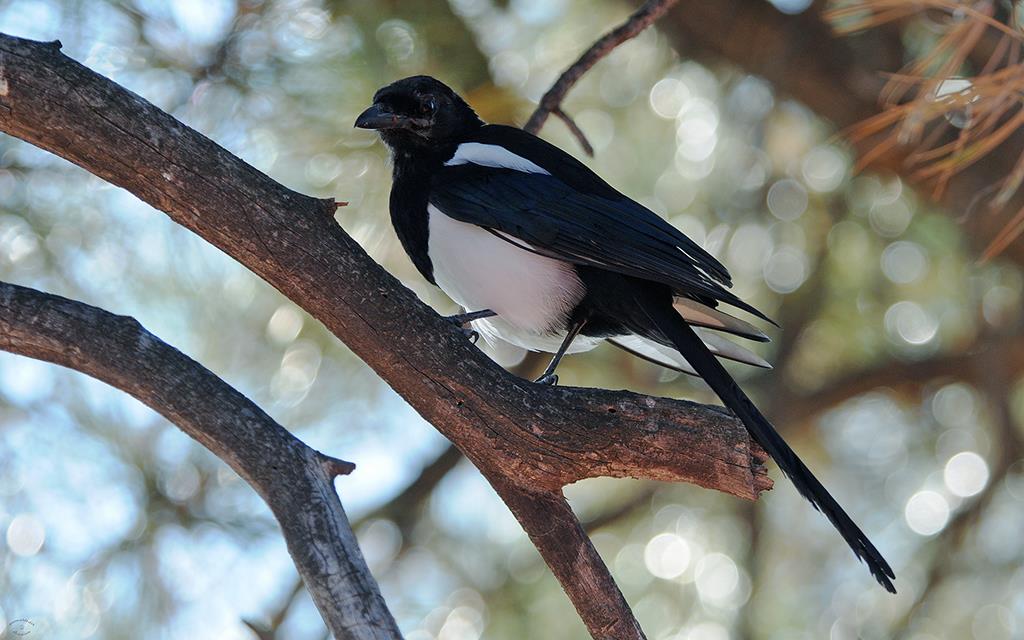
[430,127,769,321]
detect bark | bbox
[0,281,400,640]
[0,33,770,639]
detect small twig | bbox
[319,452,357,477]
[334,200,349,210]
[552,107,595,156]
[241,619,274,640]
[244,578,308,640]
[524,0,681,153]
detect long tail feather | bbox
[608,330,770,376]
[674,298,770,342]
[643,301,896,593]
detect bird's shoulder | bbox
[449,124,621,199]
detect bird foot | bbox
[445,310,495,344]
[459,326,480,344]
[534,373,559,386]
[445,315,480,344]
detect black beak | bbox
[354,104,405,130]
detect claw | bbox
[534,373,559,386]
[445,310,493,344]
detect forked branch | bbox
[0,280,399,640]
[524,0,681,149]
[0,33,768,640]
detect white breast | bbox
[427,204,588,350]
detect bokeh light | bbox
[6,514,45,557]
[694,553,740,605]
[904,491,950,536]
[801,145,846,192]
[643,532,691,580]
[881,241,928,285]
[766,179,808,221]
[885,301,938,346]
[944,452,989,498]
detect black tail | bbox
[643,301,896,593]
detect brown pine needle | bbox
[828,0,1024,258]
[982,202,1024,262]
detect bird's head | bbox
[355,76,483,154]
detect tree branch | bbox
[775,332,1024,427]
[0,280,400,640]
[259,443,464,639]
[498,485,646,638]
[0,34,770,639]
[523,0,680,148]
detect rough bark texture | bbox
[656,0,1024,266]
[499,486,647,639]
[0,281,400,640]
[0,34,770,639]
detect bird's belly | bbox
[474,317,604,354]
[427,205,586,344]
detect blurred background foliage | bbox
[0,0,1023,639]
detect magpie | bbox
[356,75,896,593]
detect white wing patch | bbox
[444,142,550,174]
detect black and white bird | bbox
[356,75,895,592]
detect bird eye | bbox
[420,98,436,115]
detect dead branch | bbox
[0,280,400,640]
[0,34,770,640]
[523,0,680,149]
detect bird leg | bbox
[445,309,496,343]
[534,318,588,385]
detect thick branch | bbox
[0,34,769,639]
[0,34,767,496]
[0,281,400,640]
[263,443,465,639]
[499,485,646,639]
